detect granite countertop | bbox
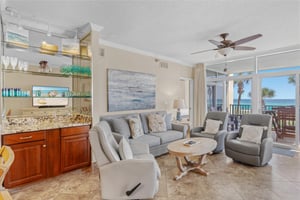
[1,122,91,135]
[1,114,92,135]
[1,123,91,135]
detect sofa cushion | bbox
[140,112,150,134]
[119,138,133,160]
[226,139,260,156]
[111,118,131,139]
[140,111,167,134]
[128,116,144,138]
[165,113,172,130]
[132,134,161,147]
[148,113,167,133]
[150,130,183,144]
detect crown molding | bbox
[89,23,104,32]
[99,39,193,67]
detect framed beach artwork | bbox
[107,69,156,112]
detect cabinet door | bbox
[4,140,47,188]
[60,126,91,172]
[46,129,61,177]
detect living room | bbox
[0,0,300,199]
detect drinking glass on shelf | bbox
[23,62,28,71]
[1,56,10,69]
[18,60,23,70]
[10,57,18,70]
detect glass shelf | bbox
[2,96,91,98]
[1,40,91,60]
[2,69,91,79]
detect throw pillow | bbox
[204,119,223,134]
[111,118,131,139]
[148,113,167,133]
[128,116,144,138]
[238,125,267,144]
[119,138,133,160]
[165,113,172,130]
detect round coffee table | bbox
[167,137,217,180]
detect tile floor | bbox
[9,151,300,200]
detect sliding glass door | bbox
[207,81,224,112]
[260,75,296,146]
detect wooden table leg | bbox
[174,156,187,180]
[173,154,210,180]
[194,155,209,176]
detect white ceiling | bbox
[2,0,300,67]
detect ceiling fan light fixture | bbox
[191,33,262,56]
[217,47,233,56]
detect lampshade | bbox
[217,47,233,56]
[173,99,186,109]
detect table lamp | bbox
[173,99,186,121]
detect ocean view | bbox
[217,99,295,106]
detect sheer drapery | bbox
[193,64,207,127]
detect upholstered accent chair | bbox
[0,145,15,188]
[191,112,229,153]
[225,114,273,166]
[89,121,161,200]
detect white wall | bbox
[91,31,193,124]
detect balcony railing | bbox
[215,104,296,139]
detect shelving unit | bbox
[1,40,91,60]
[0,30,92,187]
[2,68,91,78]
[1,34,92,118]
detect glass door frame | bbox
[257,70,300,148]
[206,80,227,112]
[207,69,300,148]
[207,74,253,112]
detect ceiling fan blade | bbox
[232,34,262,46]
[208,39,222,46]
[233,46,256,50]
[190,48,218,55]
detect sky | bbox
[234,75,295,100]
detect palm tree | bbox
[261,87,275,108]
[248,87,275,109]
[234,79,249,113]
[288,75,295,85]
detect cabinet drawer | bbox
[3,131,45,145]
[61,125,90,137]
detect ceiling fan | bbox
[191,33,262,56]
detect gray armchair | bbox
[191,111,229,153]
[89,121,160,199]
[225,114,273,166]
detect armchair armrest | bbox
[260,137,273,165]
[171,123,188,137]
[214,130,227,139]
[100,159,159,199]
[129,140,150,155]
[191,126,204,134]
[225,131,239,141]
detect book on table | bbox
[183,140,198,147]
